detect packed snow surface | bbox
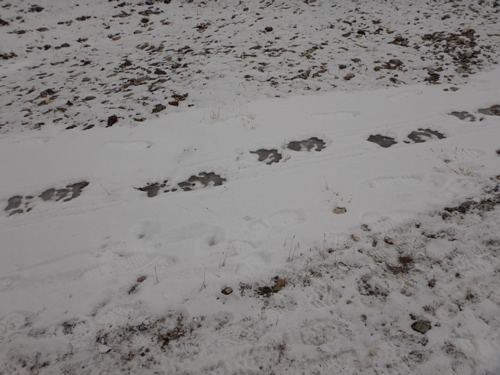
[1,0,500,374]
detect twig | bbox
[200,268,207,291]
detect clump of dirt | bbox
[387,254,415,274]
[257,276,287,297]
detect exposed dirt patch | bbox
[256,276,288,297]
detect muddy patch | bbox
[250,149,283,165]
[405,128,446,144]
[287,137,326,152]
[478,104,500,116]
[449,111,476,122]
[5,181,89,216]
[367,135,397,148]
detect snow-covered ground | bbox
[1,0,500,374]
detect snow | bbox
[1,0,500,374]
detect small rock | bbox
[137,275,147,283]
[98,344,112,354]
[221,287,233,295]
[411,320,432,334]
[344,73,355,80]
[29,5,44,12]
[107,115,118,127]
[264,26,273,32]
[333,207,347,214]
[152,104,166,114]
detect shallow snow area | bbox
[1,0,500,374]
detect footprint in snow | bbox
[135,172,226,197]
[250,149,283,164]
[287,137,326,152]
[404,128,445,144]
[4,181,90,217]
[449,105,500,122]
[367,129,445,148]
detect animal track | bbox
[404,128,446,144]
[478,104,500,116]
[368,128,445,148]
[136,172,226,197]
[449,111,477,122]
[250,149,283,165]
[4,181,89,216]
[367,134,397,148]
[287,137,326,152]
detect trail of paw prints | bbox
[136,137,327,198]
[4,181,89,217]
[136,172,226,198]
[367,128,446,148]
[449,104,500,122]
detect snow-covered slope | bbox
[1,0,500,374]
